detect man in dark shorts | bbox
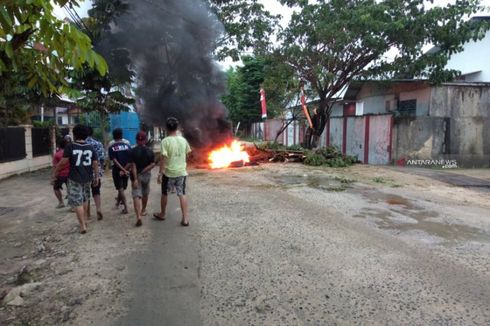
[108,128,131,214]
[51,139,69,208]
[128,131,155,226]
[86,126,105,220]
[154,118,191,226]
[52,125,99,234]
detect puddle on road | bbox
[270,175,352,192]
[384,195,412,208]
[355,206,490,243]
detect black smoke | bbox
[97,0,232,148]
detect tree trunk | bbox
[304,98,330,149]
[274,118,294,143]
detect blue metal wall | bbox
[109,112,140,146]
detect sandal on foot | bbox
[180,221,189,227]
[80,230,87,234]
[56,203,65,209]
[135,219,142,227]
[121,209,128,215]
[153,213,165,221]
[97,212,103,220]
[141,210,148,216]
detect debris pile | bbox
[245,142,358,167]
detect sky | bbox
[53,0,490,69]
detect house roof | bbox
[343,79,429,100]
[343,79,490,100]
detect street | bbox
[0,164,489,325]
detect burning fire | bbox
[208,140,250,169]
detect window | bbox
[398,99,416,117]
[57,117,63,125]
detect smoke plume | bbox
[98,0,232,148]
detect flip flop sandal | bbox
[180,221,189,227]
[97,212,103,220]
[153,213,165,221]
[135,219,142,227]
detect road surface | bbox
[1,164,489,325]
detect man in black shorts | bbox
[128,131,155,226]
[108,128,131,214]
[52,125,99,234]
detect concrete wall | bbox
[445,31,490,82]
[430,85,490,167]
[345,116,365,162]
[392,117,447,162]
[0,125,52,180]
[330,102,344,117]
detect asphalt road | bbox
[113,165,490,325]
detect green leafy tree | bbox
[222,55,286,132]
[209,0,280,60]
[0,0,107,124]
[277,0,490,147]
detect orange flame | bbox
[208,140,250,169]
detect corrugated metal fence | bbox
[252,114,393,164]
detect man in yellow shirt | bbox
[154,117,192,226]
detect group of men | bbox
[51,117,191,234]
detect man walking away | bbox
[51,139,69,208]
[109,128,131,214]
[128,131,155,227]
[52,125,99,234]
[154,117,192,226]
[86,126,105,220]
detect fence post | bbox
[20,125,33,160]
[51,125,57,155]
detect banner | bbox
[301,85,314,128]
[260,88,267,119]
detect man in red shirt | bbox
[51,139,70,208]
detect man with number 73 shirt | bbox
[52,124,99,234]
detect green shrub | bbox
[287,144,304,151]
[304,151,328,166]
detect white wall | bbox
[445,31,490,82]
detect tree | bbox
[0,0,108,124]
[277,0,490,148]
[208,0,280,60]
[222,55,288,133]
[0,0,107,94]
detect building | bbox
[342,80,490,167]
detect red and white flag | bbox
[260,88,267,119]
[301,85,313,128]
